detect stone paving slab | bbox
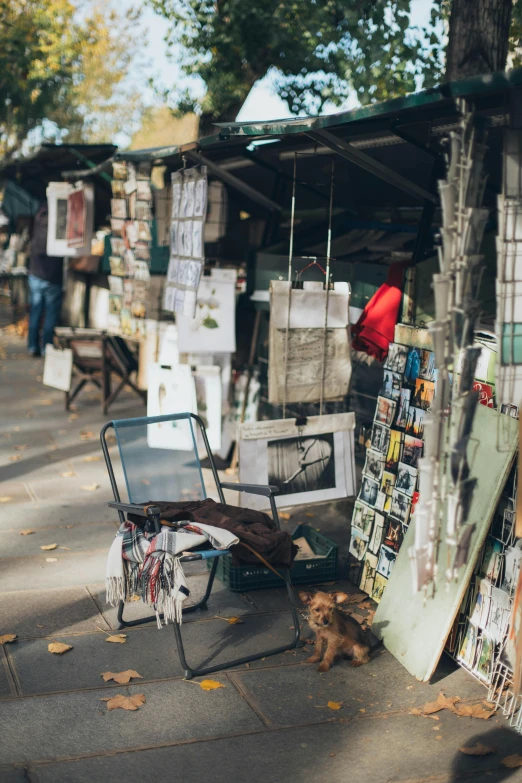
[90,573,255,630]
[0,522,116,559]
[0,652,14,697]
[230,651,488,727]
[0,483,33,506]
[8,612,303,695]
[0,586,109,639]
[30,717,522,783]
[0,551,108,592]
[0,501,117,532]
[0,678,263,765]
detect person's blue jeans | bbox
[28,274,63,354]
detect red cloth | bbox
[351,262,405,361]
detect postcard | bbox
[381,470,396,512]
[370,423,390,455]
[349,528,369,561]
[368,512,386,554]
[395,462,418,497]
[405,406,425,437]
[385,430,403,472]
[352,500,376,538]
[402,435,423,469]
[419,349,437,381]
[376,396,397,427]
[380,370,402,401]
[359,474,380,508]
[377,546,397,579]
[111,198,127,219]
[371,572,388,603]
[363,449,385,482]
[474,635,494,683]
[384,343,409,373]
[457,622,478,668]
[412,378,435,411]
[395,388,411,429]
[383,518,405,553]
[389,489,411,525]
[360,552,378,594]
[404,347,422,383]
[109,256,125,277]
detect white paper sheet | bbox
[147,363,197,451]
[43,345,73,392]
[177,269,236,354]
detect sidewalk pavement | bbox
[1,332,522,783]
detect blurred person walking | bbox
[28,204,63,357]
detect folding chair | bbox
[101,411,302,679]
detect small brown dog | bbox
[299,590,370,672]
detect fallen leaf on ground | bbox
[414,692,497,721]
[459,743,495,756]
[48,641,73,654]
[80,431,94,440]
[129,594,141,602]
[359,601,372,609]
[327,701,343,710]
[8,455,21,462]
[305,513,315,517]
[105,634,127,644]
[60,471,76,478]
[0,496,12,502]
[45,558,58,562]
[196,679,224,691]
[359,708,366,713]
[101,670,142,684]
[279,512,292,520]
[14,444,28,450]
[40,543,57,551]
[351,613,366,624]
[502,754,522,768]
[83,455,101,462]
[20,530,35,536]
[68,414,79,421]
[58,429,67,435]
[58,546,70,550]
[37,625,44,628]
[82,483,99,492]
[0,634,17,645]
[38,399,53,405]
[102,693,146,711]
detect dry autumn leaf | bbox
[327,701,343,710]
[14,444,28,450]
[45,558,58,562]
[459,743,495,756]
[48,641,73,654]
[129,594,141,602]
[80,431,94,440]
[0,634,17,645]
[82,483,99,492]
[414,692,497,721]
[20,530,35,536]
[8,455,21,462]
[38,399,53,405]
[197,679,224,691]
[279,512,292,520]
[105,634,127,644]
[83,455,101,462]
[60,471,76,478]
[102,693,146,711]
[40,543,57,551]
[0,496,12,503]
[101,670,142,684]
[68,414,79,421]
[502,754,522,768]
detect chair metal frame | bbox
[100,412,302,679]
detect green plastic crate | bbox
[209,524,338,591]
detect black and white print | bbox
[267,434,336,496]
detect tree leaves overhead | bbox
[0,0,145,157]
[147,0,444,129]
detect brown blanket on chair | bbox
[127,498,298,568]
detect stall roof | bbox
[0,143,117,200]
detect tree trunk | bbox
[445,0,513,80]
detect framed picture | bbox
[238,413,356,510]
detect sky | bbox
[133,0,437,124]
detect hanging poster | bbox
[163,167,208,318]
[66,184,94,250]
[238,412,356,510]
[268,280,351,405]
[177,268,236,354]
[147,363,198,451]
[47,182,81,257]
